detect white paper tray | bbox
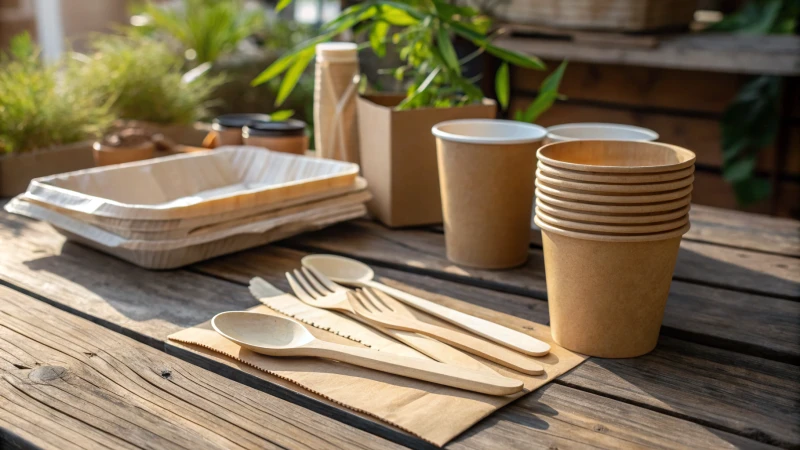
[22,178,369,239]
[5,197,366,269]
[24,146,359,220]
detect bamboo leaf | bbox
[495,62,509,109]
[252,52,297,86]
[370,21,390,57]
[516,60,567,123]
[485,44,545,70]
[381,6,418,26]
[270,109,295,121]
[276,0,293,12]
[437,25,460,75]
[275,47,314,106]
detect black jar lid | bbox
[244,119,306,137]
[213,113,272,129]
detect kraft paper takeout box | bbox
[536,215,690,358]
[357,94,497,227]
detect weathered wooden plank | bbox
[449,384,778,450]
[0,285,404,450]
[1,211,792,448]
[277,221,800,360]
[494,33,800,76]
[688,204,800,257]
[195,246,800,448]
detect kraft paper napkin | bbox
[168,285,586,446]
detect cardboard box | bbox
[357,95,497,227]
[0,141,95,197]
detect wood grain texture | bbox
[0,284,402,450]
[195,245,800,447]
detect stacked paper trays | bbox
[5,147,370,269]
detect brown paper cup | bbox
[536,198,691,224]
[433,119,546,268]
[535,207,689,234]
[535,169,694,194]
[535,215,688,357]
[536,179,693,204]
[538,161,695,184]
[535,188,692,214]
[537,140,696,174]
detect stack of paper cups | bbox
[314,42,360,164]
[534,140,696,358]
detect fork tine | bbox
[362,288,392,313]
[285,271,317,304]
[301,267,331,295]
[306,266,344,292]
[348,291,373,315]
[293,269,323,299]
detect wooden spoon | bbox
[211,312,524,396]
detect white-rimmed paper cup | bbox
[432,119,546,269]
[545,123,658,145]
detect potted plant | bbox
[0,33,113,196]
[72,33,226,148]
[254,0,565,226]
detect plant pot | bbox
[357,94,497,227]
[535,214,689,358]
[537,140,696,174]
[537,161,695,184]
[535,207,689,234]
[433,119,546,269]
[536,198,691,224]
[535,188,692,214]
[535,178,693,204]
[0,141,95,197]
[93,139,155,167]
[535,168,695,193]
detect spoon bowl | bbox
[211,311,524,396]
[301,254,373,284]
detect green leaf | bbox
[484,44,545,70]
[370,21,390,57]
[381,5,418,26]
[437,25,460,75]
[276,0,293,12]
[252,52,297,86]
[516,60,568,123]
[732,176,771,206]
[270,109,295,121]
[275,47,314,106]
[495,62,509,109]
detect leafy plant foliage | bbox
[254,0,563,114]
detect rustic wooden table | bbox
[0,202,797,449]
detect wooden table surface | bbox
[0,201,798,449]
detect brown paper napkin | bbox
[168,285,586,446]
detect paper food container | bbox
[536,198,690,224]
[535,189,692,214]
[535,169,695,194]
[544,123,659,145]
[535,215,689,358]
[5,197,367,269]
[535,207,689,234]
[535,179,693,204]
[24,146,359,220]
[537,140,696,174]
[21,177,369,239]
[537,161,695,184]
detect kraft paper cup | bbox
[536,198,691,224]
[538,161,695,184]
[433,119,546,269]
[536,169,694,194]
[544,123,659,145]
[535,207,689,234]
[535,214,689,358]
[538,140,696,174]
[536,178,693,204]
[535,188,692,214]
